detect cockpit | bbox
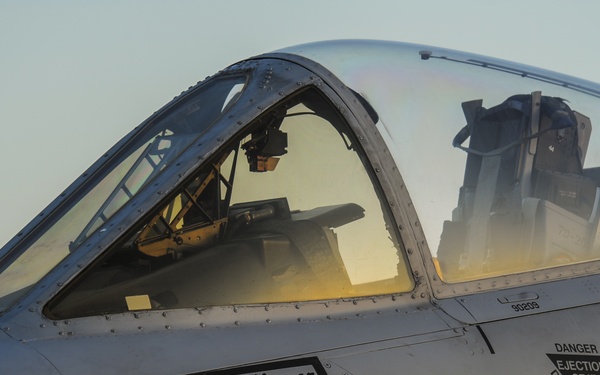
[2,40,600,319]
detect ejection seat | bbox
[438,91,599,281]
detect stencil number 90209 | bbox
[511,302,540,312]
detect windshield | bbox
[0,75,247,312]
[45,89,412,318]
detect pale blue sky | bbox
[1,0,600,245]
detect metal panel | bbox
[437,273,600,323]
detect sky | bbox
[1,0,600,246]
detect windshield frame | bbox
[0,56,406,319]
[0,53,428,341]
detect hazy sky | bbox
[1,0,600,245]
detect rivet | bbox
[235,321,240,326]
[297,318,302,322]
[407,249,413,255]
[58,331,64,336]
[165,325,171,330]
[352,300,358,305]
[411,294,416,299]
[266,319,272,324]
[295,304,301,309]
[325,363,332,368]
[399,224,404,230]
[375,168,381,173]
[421,293,426,298]
[264,306,269,311]
[105,316,111,321]
[67,332,74,336]
[53,322,59,326]
[64,320,70,325]
[134,313,140,319]
[3,327,9,331]
[162,312,168,317]
[29,308,35,312]
[356,313,363,317]
[233,306,238,313]
[40,324,46,328]
[138,326,143,331]
[200,323,206,328]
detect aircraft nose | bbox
[0,331,60,374]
